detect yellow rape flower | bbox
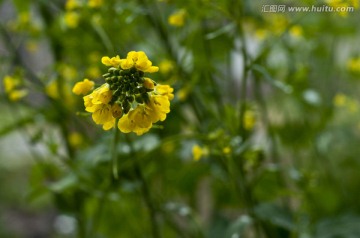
[155,84,174,100]
[333,93,347,107]
[168,9,186,27]
[88,0,103,8]
[101,55,121,67]
[289,25,303,38]
[120,51,159,73]
[244,110,256,130]
[143,77,155,89]
[72,78,95,95]
[75,51,173,135]
[68,132,84,148]
[8,89,28,101]
[192,145,208,161]
[3,75,28,101]
[66,0,80,11]
[4,75,18,92]
[64,12,80,28]
[347,58,360,73]
[223,146,231,155]
[159,60,174,74]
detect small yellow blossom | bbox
[255,29,268,41]
[223,146,231,155]
[289,25,303,38]
[64,12,80,28]
[9,89,28,101]
[347,58,360,73]
[46,80,59,99]
[86,66,101,78]
[120,51,159,73]
[177,88,189,101]
[68,132,83,148]
[159,60,174,74]
[192,145,208,161]
[333,93,347,107]
[25,41,38,53]
[346,99,359,113]
[143,77,155,89]
[3,75,28,101]
[88,0,103,8]
[66,0,80,11]
[168,9,186,27]
[244,110,256,130]
[326,0,352,17]
[72,79,95,95]
[155,85,174,101]
[101,55,121,67]
[4,75,18,92]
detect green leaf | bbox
[225,215,253,238]
[48,174,78,193]
[254,203,295,231]
[0,116,34,137]
[251,64,293,94]
[205,23,236,40]
[315,214,360,238]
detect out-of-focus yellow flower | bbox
[223,146,231,155]
[346,98,359,113]
[333,93,359,113]
[347,58,360,73]
[168,9,186,27]
[25,41,38,53]
[64,12,80,28]
[289,25,303,38]
[159,60,174,74]
[177,87,189,101]
[59,64,78,81]
[8,89,28,101]
[327,0,352,16]
[46,80,59,99]
[244,110,256,130]
[68,132,84,148]
[88,0,103,8]
[4,75,18,92]
[72,78,95,95]
[254,29,268,41]
[192,145,208,161]
[351,0,359,8]
[86,66,101,78]
[18,12,30,24]
[333,93,347,107]
[46,79,76,107]
[66,0,80,11]
[3,75,28,101]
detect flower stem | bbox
[111,120,120,180]
[126,135,161,238]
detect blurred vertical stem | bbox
[126,135,161,238]
[112,120,120,180]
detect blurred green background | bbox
[1,0,360,237]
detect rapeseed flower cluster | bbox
[3,75,28,101]
[73,51,174,135]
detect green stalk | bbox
[126,135,161,238]
[111,120,120,180]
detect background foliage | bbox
[1,0,360,237]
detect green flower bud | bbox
[135,94,144,104]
